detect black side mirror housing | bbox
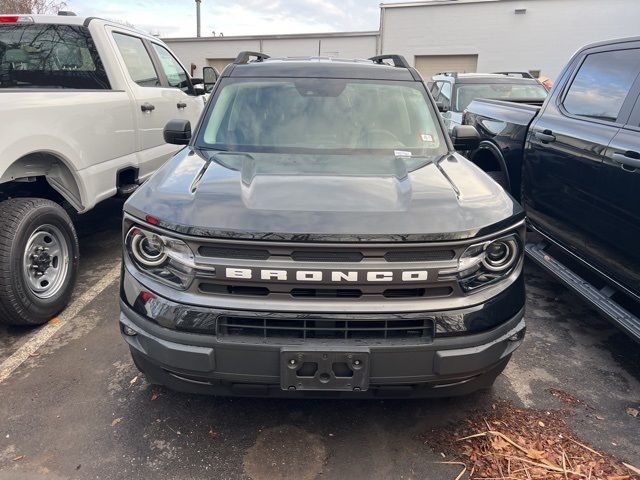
[164,119,191,145]
[451,125,480,151]
[436,101,449,113]
[202,66,219,94]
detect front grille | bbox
[199,246,270,260]
[198,282,453,299]
[291,288,363,298]
[384,250,455,262]
[217,316,434,341]
[291,251,364,262]
[196,244,456,263]
[186,237,466,303]
[383,287,452,298]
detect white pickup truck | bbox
[0,13,210,325]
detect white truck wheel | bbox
[0,198,79,326]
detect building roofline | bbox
[381,0,507,9]
[162,30,379,43]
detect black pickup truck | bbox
[464,37,640,341]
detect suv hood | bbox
[125,148,523,242]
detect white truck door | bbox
[109,30,180,181]
[149,42,205,129]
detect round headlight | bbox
[483,238,518,272]
[130,230,167,267]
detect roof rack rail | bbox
[494,71,535,79]
[435,71,458,78]
[369,54,411,69]
[234,51,270,64]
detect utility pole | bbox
[195,0,202,38]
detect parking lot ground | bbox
[0,199,638,480]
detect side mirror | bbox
[451,125,480,151]
[202,66,219,94]
[436,101,449,113]
[164,119,191,145]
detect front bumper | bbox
[120,298,525,398]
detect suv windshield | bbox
[0,24,109,89]
[199,78,447,164]
[456,83,547,111]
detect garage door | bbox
[414,55,478,80]
[207,58,235,74]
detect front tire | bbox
[0,198,79,326]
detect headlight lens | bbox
[456,234,522,292]
[125,227,196,289]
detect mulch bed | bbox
[422,400,639,480]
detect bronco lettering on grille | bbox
[224,268,428,283]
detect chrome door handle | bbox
[177,102,187,109]
[141,103,155,112]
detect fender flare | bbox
[1,151,85,211]
[472,141,512,192]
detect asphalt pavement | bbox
[0,198,638,480]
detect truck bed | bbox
[465,98,540,128]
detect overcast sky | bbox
[66,0,382,37]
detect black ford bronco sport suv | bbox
[119,52,526,398]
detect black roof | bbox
[225,56,417,81]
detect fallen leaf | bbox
[12,455,25,461]
[596,415,605,420]
[129,376,138,385]
[625,407,639,418]
[606,476,630,480]
[111,418,122,427]
[490,435,510,451]
[151,391,160,401]
[526,448,547,460]
[538,421,545,427]
[208,428,219,438]
[28,352,40,358]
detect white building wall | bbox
[381,0,640,80]
[166,38,261,72]
[319,36,378,59]
[165,34,378,73]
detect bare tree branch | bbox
[0,0,67,14]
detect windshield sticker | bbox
[420,133,435,143]
[394,150,412,157]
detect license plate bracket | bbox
[280,347,370,392]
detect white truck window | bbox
[0,24,109,89]
[112,32,159,88]
[151,43,193,94]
